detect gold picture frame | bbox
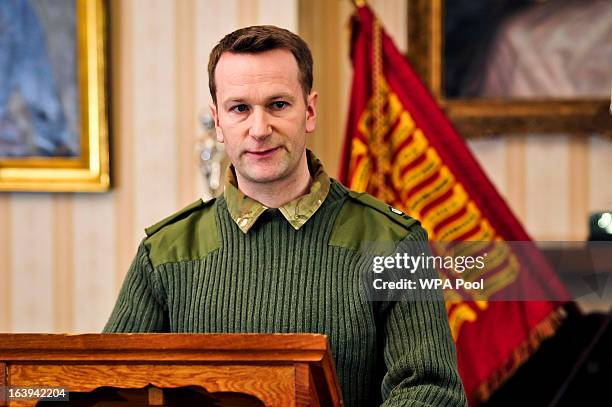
[407,0,612,138]
[0,0,110,192]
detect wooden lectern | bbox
[0,334,343,406]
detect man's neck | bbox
[235,155,312,208]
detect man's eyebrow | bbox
[222,94,295,106]
[221,98,249,109]
[267,93,295,101]
[223,98,246,104]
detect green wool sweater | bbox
[104,180,467,406]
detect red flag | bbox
[341,4,570,405]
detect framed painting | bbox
[0,0,109,192]
[407,0,612,138]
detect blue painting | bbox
[0,0,79,157]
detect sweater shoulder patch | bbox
[144,198,219,267]
[348,191,417,229]
[329,191,420,252]
[145,198,212,237]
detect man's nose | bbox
[248,107,272,139]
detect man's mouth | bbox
[246,147,280,157]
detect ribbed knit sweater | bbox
[104,180,467,406]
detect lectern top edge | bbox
[0,333,331,352]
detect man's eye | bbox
[231,104,249,113]
[271,101,288,110]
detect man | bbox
[104,25,467,406]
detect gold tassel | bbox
[474,306,568,404]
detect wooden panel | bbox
[148,386,165,405]
[258,0,297,31]
[238,0,258,27]
[0,333,329,361]
[467,138,508,199]
[10,194,54,333]
[0,334,343,405]
[505,137,527,228]
[110,0,138,291]
[131,0,178,239]
[175,0,199,208]
[589,136,612,211]
[0,196,11,332]
[73,194,116,332]
[9,364,289,406]
[0,362,6,407]
[568,135,589,240]
[307,365,322,407]
[52,195,74,333]
[525,135,570,240]
[294,363,310,407]
[0,333,343,404]
[299,0,345,178]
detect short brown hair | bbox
[208,25,313,104]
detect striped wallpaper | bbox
[0,0,610,333]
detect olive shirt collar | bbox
[223,150,331,234]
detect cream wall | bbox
[0,0,610,333]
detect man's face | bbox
[210,49,317,186]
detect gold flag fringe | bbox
[473,306,569,404]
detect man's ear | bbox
[209,102,224,143]
[305,91,318,134]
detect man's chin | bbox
[241,171,285,185]
[237,158,288,184]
